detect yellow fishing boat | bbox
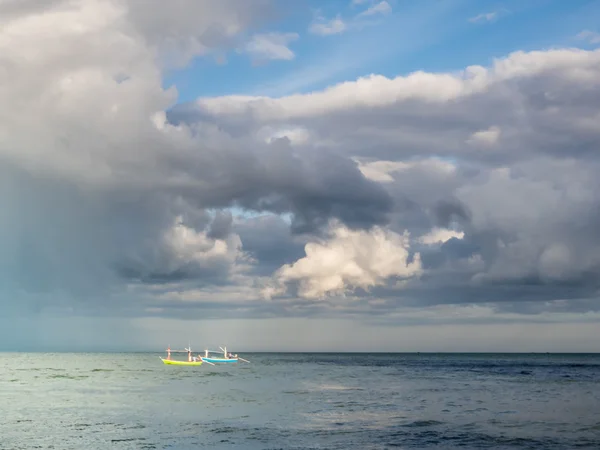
[160,345,206,366]
[161,358,203,366]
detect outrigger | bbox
[201,346,250,364]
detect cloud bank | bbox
[1,0,600,349]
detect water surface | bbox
[1,352,599,449]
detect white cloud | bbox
[576,30,600,45]
[243,32,299,61]
[309,16,347,36]
[0,0,171,182]
[265,222,422,299]
[195,48,600,121]
[468,11,499,23]
[419,227,465,245]
[355,158,456,183]
[467,126,501,146]
[162,216,251,272]
[358,1,392,18]
[309,0,392,38]
[355,160,411,182]
[125,0,276,68]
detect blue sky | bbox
[163,0,600,102]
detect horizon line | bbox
[1,350,598,354]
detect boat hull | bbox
[201,357,238,364]
[161,358,203,366]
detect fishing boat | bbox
[201,346,250,364]
[160,345,206,366]
[161,358,203,366]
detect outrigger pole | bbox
[219,346,250,363]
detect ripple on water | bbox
[47,374,89,380]
[403,420,445,428]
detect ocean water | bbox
[1,353,599,449]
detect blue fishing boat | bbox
[201,346,250,364]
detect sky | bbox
[1,0,600,352]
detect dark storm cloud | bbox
[432,198,472,228]
[162,135,394,233]
[207,210,233,240]
[418,237,478,271]
[396,284,600,320]
[234,215,307,275]
[114,257,230,285]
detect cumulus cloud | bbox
[125,0,276,67]
[190,48,600,123]
[264,222,422,299]
[2,0,600,343]
[116,214,253,284]
[174,46,600,312]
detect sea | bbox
[1,352,599,449]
